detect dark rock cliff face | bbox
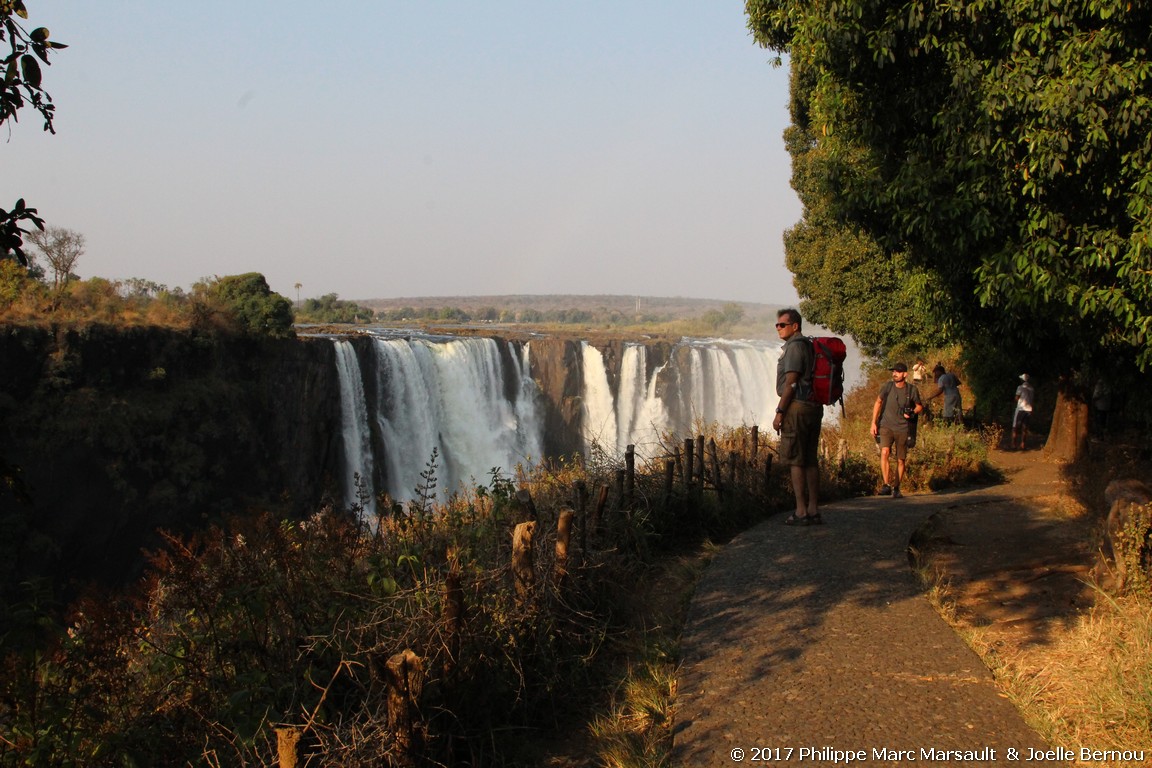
[524,336,674,458]
[525,337,585,459]
[0,325,669,591]
[0,324,342,589]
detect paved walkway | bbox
[672,459,1066,767]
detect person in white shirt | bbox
[1013,374,1036,449]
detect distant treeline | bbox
[1,268,754,335]
[301,294,748,332]
[375,304,671,325]
[0,265,295,338]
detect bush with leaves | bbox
[194,273,295,339]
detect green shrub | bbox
[199,273,294,339]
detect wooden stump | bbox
[555,508,574,581]
[683,438,694,493]
[512,521,537,599]
[275,726,302,768]
[1095,479,1152,592]
[591,484,609,535]
[624,444,635,507]
[385,649,425,766]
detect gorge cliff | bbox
[0,326,645,589]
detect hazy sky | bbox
[4,2,801,305]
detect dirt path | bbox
[915,447,1097,650]
[672,446,1095,766]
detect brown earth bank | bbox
[913,445,1098,655]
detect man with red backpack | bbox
[773,308,824,525]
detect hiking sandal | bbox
[784,513,810,526]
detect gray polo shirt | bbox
[776,334,814,401]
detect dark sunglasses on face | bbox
[775,322,793,329]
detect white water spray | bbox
[333,333,786,507]
[333,340,377,520]
[371,335,543,502]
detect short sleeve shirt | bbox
[1015,383,1035,412]
[776,334,814,401]
[879,381,923,431]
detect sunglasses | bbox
[774,322,793,329]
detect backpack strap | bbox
[877,381,893,427]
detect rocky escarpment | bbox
[0,325,678,591]
[0,324,342,590]
[527,336,674,459]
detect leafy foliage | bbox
[2,2,65,268]
[296,293,374,324]
[747,0,1152,382]
[197,273,295,339]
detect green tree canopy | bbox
[296,293,374,324]
[200,273,294,339]
[747,0,1152,382]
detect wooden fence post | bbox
[663,458,675,507]
[385,649,425,767]
[708,438,721,496]
[575,480,588,558]
[512,521,536,599]
[624,444,635,507]
[555,508,574,582]
[683,438,694,494]
[443,569,463,678]
[727,450,738,495]
[514,488,538,523]
[275,727,302,768]
[591,484,609,535]
[750,425,759,463]
[695,436,705,485]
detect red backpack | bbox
[808,336,847,408]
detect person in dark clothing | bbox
[870,362,924,499]
[773,308,824,525]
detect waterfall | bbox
[333,340,377,520]
[332,333,786,508]
[370,334,543,502]
[591,338,782,459]
[580,341,619,457]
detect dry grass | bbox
[921,562,1152,767]
[996,590,1152,765]
[586,545,718,768]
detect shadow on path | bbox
[672,477,1062,766]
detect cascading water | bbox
[368,334,543,503]
[332,332,785,510]
[333,340,378,519]
[582,338,782,459]
[580,341,619,457]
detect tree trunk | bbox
[1044,388,1089,462]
